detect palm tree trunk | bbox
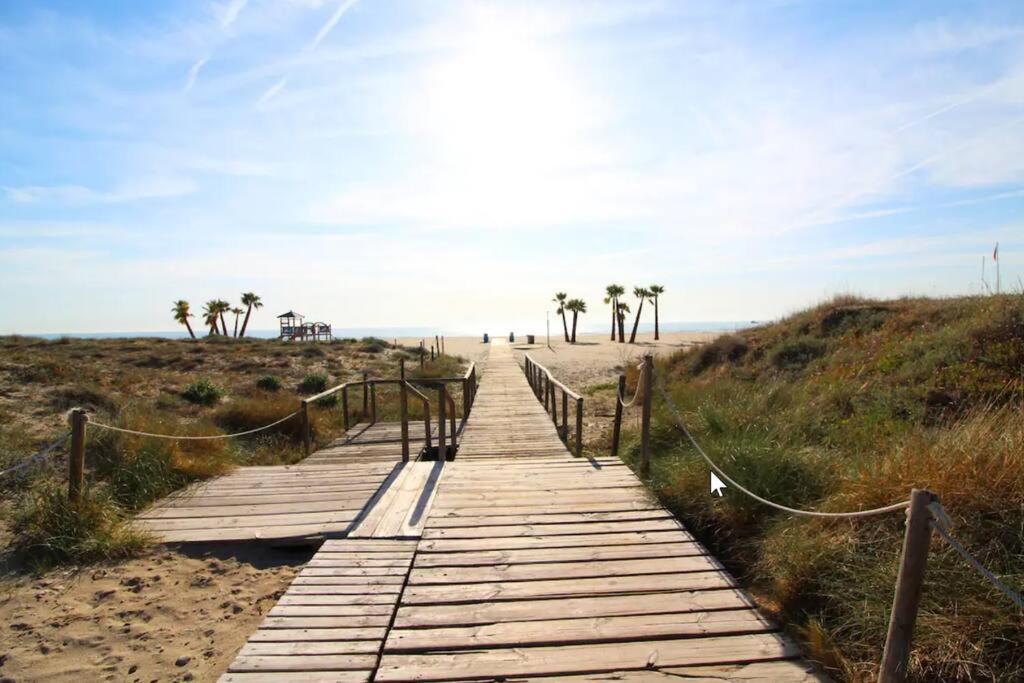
[560,311,570,342]
[629,300,645,343]
[571,311,579,343]
[240,305,252,338]
[184,319,196,339]
[617,305,626,343]
[654,296,660,340]
[219,313,228,336]
[233,315,240,338]
[209,322,218,335]
[610,300,616,341]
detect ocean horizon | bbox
[14,321,756,341]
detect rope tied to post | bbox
[0,433,70,478]
[617,358,648,408]
[89,411,299,440]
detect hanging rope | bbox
[617,358,647,408]
[0,433,69,478]
[89,411,298,440]
[928,502,1024,612]
[654,375,910,519]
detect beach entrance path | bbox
[216,338,826,681]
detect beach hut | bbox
[278,311,305,340]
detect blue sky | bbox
[1,0,1022,334]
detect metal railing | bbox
[523,354,583,457]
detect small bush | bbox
[688,335,748,375]
[49,383,118,413]
[183,378,224,405]
[214,395,305,441]
[360,337,390,354]
[770,336,826,371]
[13,485,148,567]
[298,372,329,394]
[256,375,282,392]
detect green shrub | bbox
[770,336,826,370]
[298,372,329,394]
[182,378,223,405]
[13,485,148,567]
[256,375,282,391]
[214,395,305,441]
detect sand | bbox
[399,331,717,390]
[0,544,309,682]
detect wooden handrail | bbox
[523,354,582,400]
[403,380,432,455]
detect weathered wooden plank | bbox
[375,633,801,680]
[409,556,722,584]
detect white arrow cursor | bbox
[710,472,727,497]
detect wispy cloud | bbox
[308,0,360,52]
[220,0,249,29]
[4,178,197,205]
[256,77,289,107]
[183,55,208,91]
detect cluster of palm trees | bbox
[604,284,665,343]
[172,293,263,339]
[551,293,588,343]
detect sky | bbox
[1,0,1022,335]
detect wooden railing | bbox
[523,354,583,457]
[302,359,479,459]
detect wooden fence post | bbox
[878,489,936,683]
[68,408,87,503]
[549,384,558,427]
[362,372,369,417]
[420,342,425,369]
[611,374,626,458]
[342,386,350,431]
[575,397,583,458]
[462,378,470,421]
[301,400,311,456]
[435,335,440,356]
[437,385,447,461]
[400,359,409,462]
[561,389,568,441]
[639,354,653,478]
[370,382,377,424]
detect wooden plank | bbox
[385,608,774,651]
[409,556,723,584]
[417,530,692,552]
[375,633,801,680]
[413,542,707,567]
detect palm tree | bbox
[239,292,263,338]
[617,301,630,342]
[202,300,220,335]
[566,298,586,343]
[649,285,665,340]
[231,307,244,337]
[604,284,625,342]
[628,287,651,343]
[552,292,570,342]
[214,299,231,336]
[172,300,196,339]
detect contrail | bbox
[308,0,360,52]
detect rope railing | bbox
[616,358,647,409]
[615,353,1022,681]
[0,433,69,479]
[89,412,299,441]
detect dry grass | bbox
[615,294,1024,681]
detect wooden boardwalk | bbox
[213,339,824,681]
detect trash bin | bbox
[526,335,535,344]
[483,333,489,343]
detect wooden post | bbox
[362,372,369,417]
[575,397,583,458]
[611,374,626,458]
[462,378,470,421]
[301,400,311,456]
[370,382,377,424]
[639,354,653,478]
[441,336,445,355]
[342,386,350,431]
[435,335,440,357]
[878,489,937,683]
[399,359,409,462]
[431,345,435,361]
[437,385,447,461]
[549,383,558,428]
[68,408,87,503]
[561,389,568,441]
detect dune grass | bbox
[1,335,467,569]
[617,294,1024,681]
